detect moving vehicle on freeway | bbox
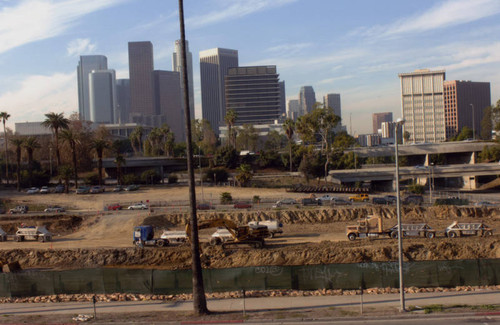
[44,206,65,213]
[273,198,297,207]
[348,193,369,202]
[107,204,122,210]
[9,205,28,214]
[128,203,148,210]
[233,202,252,209]
[26,187,40,194]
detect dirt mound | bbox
[1,237,498,270]
[0,215,84,235]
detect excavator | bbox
[186,218,269,248]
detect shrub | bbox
[204,167,228,183]
[122,173,139,185]
[141,169,161,184]
[84,173,100,186]
[407,183,425,194]
[252,195,260,203]
[220,192,232,204]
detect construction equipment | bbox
[133,225,168,247]
[346,215,389,241]
[187,218,269,248]
[160,230,187,243]
[15,226,52,242]
[445,221,494,238]
[388,223,436,239]
[248,220,283,238]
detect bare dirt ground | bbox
[0,186,499,270]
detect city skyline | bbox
[1,0,500,135]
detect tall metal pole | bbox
[395,120,405,312]
[177,0,209,315]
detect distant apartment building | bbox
[77,55,108,121]
[323,93,342,132]
[443,80,491,139]
[225,66,281,126]
[115,79,130,124]
[372,112,393,134]
[128,41,156,118]
[299,86,316,115]
[399,69,446,143]
[172,39,195,121]
[89,70,117,124]
[153,70,185,142]
[200,48,239,135]
[15,122,52,136]
[287,99,300,120]
[357,133,381,147]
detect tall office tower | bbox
[77,55,108,121]
[372,112,393,134]
[299,86,316,115]
[128,41,155,118]
[323,93,342,132]
[116,79,130,124]
[287,99,300,120]
[399,69,446,143]
[225,66,281,126]
[88,70,116,124]
[172,40,195,121]
[279,81,286,117]
[443,80,491,139]
[153,70,185,142]
[200,48,238,135]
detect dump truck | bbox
[248,220,283,238]
[15,226,52,242]
[188,218,269,248]
[133,225,169,247]
[445,221,493,238]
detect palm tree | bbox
[58,165,73,194]
[283,119,295,172]
[0,112,10,184]
[91,138,110,186]
[22,136,40,187]
[60,129,79,189]
[129,126,143,156]
[114,155,126,185]
[10,137,24,191]
[161,124,175,157]
[224,109,237,148]
[41,112,69,169]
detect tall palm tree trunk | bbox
[178,0,209,315]
[71,144,78,188]
[3,120,8,185]
[15,148,20,192]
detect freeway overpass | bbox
[329,163,500,189]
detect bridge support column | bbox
[462,152,478,190]
[160,166,164,184]
[424,154,430,166]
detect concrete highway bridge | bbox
[100,157,188,179]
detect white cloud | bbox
[66,38,96,56]
[265,43,312,55]
[361,0,500,39]
[0,72,77,128]
[186,0,297,29]
[0,0,127,55]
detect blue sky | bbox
[1,0,500,135]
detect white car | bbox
[26,187,40,194]
[40,186,49,194]
[128,203,148,210]
[316,195,334,202]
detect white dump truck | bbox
[15,226,52,242]
[248,220,283,238]
[445,221,493,238]
[160,230,188,243]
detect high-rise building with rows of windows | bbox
[128,41,156,119]
[399,69,446,143]
[77,55,108,121]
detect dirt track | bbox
[0,187,499,270]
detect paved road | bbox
[1,290,498,316]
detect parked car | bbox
[125,184,139,191]
[403,195,424,205]
[107,204,122,210]
[128,203,148,210]
[9,205,28,214]
[26,187,40,194]
[348,193,369,202]
[112,185,123,192]
[384,195,397,204]
[90,186,105,194]
[54,184,65,193]
[196,203,213,210]
[372,197,388,205]
[301,198,322,206]
[44,206,65,213]
[234,202,252,209]
[76,186,90,194]
[40,186,49,194]
[475,201,496,207]
[331,198,351,206]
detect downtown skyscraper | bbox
[172,40,194,121]
[128,41,155,119]
[200,48,238,135]
[299,86,316,115]
[77,55,108,121]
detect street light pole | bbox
[470,104,475,140]
[394,118,405,312]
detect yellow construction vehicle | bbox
[186,218,269,248]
